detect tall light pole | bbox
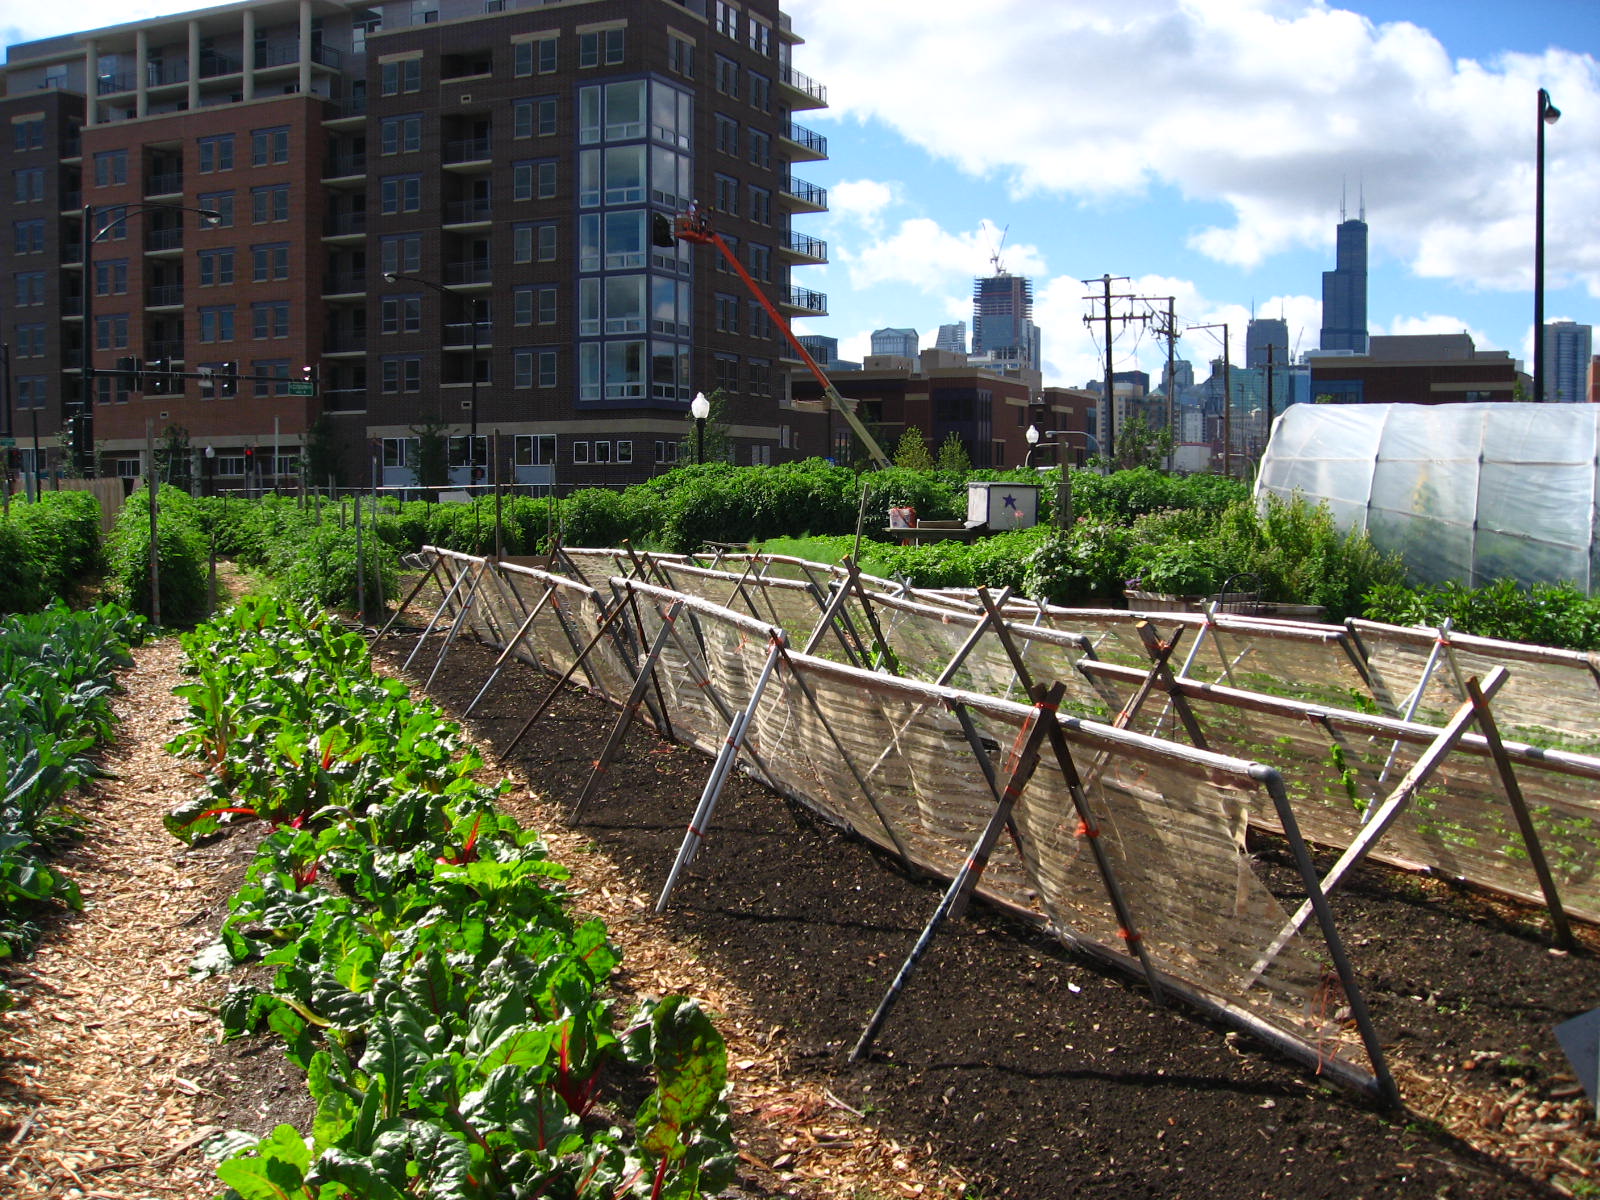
[79,203,220,475]
[1533,87,1561,404]
[383,271,483,484]
[691,391,710,464]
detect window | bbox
[512,348,559,389]
[714,174,739,215]
[748,72,771,113]
[593,441,611,464]
[198,191,235,227]
[715,55,740,98]
[538,286,557,325]
[15,377,48,410]
[251,184,289,223]
[198,134,234,173]
[748,18,772,55]
[514,36,557,75]
[747,129,770,169]
[578,27,624,68]
[714,1,738,38]
[513,159,557,201]
[381,295,422,334]
[602,211,644,269]
[380,58,422,95]
[381,356,423,392]
[93,205,128,241]
[94,314,129,350]
[655,439,679,465]
[199,305,235,343]
[572,441,590,464]
[13,219,45,254]
[380,115,422,155]
[668,34,694,78]
[590,275,645,333]
[513,97,557,139]
[16,272,45,306]
[93,150,128,187]
[603,146,644,204]
[380,234,422,276]
[515,434,557,467]
[748,301,772,339]
[13,168,44,204]
[94,259,129,296]
[380,175,422,214]
[748,185,771,225]
[95,375,130,407]
[382,437,414,468]
[716,114,739,155]
[749,358,771,398]
[252,300,290,339]
[198,247,234,286]
[651,277,691,336]
[514,286,557,327]
[13,118,45,151]
[747,242,771,282]
[16,324,46,357]
[251,126,290,166]
[513,223,558,264]
[251,359,291,396]
[715,293,739,334]
[251,243,290,282]
[713,353,739,394]
[616,440,633,464]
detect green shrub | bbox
[104,486,209,625]
[1022,519,1136,604]
[276,522,399,619]
[1363,578,1600,650]
[0,491,104,613]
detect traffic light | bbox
[146,359,171,394]
[113,356,143,391]
[219,362,238,397]
[244,446,255,472]
[301,364,315,383]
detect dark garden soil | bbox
[373,630,1600,1200]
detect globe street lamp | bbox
[1024,423,1042,469]
[1533,88,1560,404]
[79,203,221,474]
[383,271,484,485]
[690,391,711,464]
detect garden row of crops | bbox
[0,602,145,1008]
[163,596,734,1199]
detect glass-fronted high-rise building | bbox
[1319,215,1368,355]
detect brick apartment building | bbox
[1,0,831,491]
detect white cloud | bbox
[827,179,898,236]
[787,0,1600,296]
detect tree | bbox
[154,423,193,491]
[409,416,451,495]
[1109,413,1174,472]
[935,433,972,473]
[302,413,343,492]
[893,426,934,471]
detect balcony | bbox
[96,73,133,96]
[147,62,189,88]
[148,339,184,362]
[780,232,828,264]
[145,172,183,197]
[323,332,367,355]
[781,285,827,317]
[144,227,184,252]
[198,52,242,79]
[781,176,828,213]
[444,260,491,285]
[321,386,367,412]
[62,190,82,212]
[443,320,493,349]
[324,211,367,237]
[324,152,366,179]
[322,272,366,296]
[443,138,492,166]
[781,122,827,162]
[443,199,492,226]
[778,64,827,109]
[146,283,184,307]
[257,41,342,70]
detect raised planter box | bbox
[1123,589,1326,622]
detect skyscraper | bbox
[1246,318,1289,368]
[1319,208,1369,354]
[0,0,830,486]
[870,327,919,359]
[971,272,1039,375]
[1541,321,1593,403]
[935,321,967,354]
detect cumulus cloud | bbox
[787,0,1600,296]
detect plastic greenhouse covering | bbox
[1255,402,1600,592]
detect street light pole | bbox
[691,391,710,464]
[383,271,482,484]
[1534,87,1561,404]
[79,203,221,476]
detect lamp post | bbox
[1534,87,1561,404]
[690,391,710,465]
[383,271,483,484]
[1024,423,1041,469]
[79,203,220,476]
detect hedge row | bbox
[0,491,103,614]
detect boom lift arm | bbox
[668,211,892,470]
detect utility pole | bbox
[1222,325,1233,479]
[1081,274,1147,464]
[1165,297,1177,464]
[1264,341,1275,465]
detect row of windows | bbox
[711,176,773,224]
[714,116,770,168]
[713,0,774,56]
[714,55,773,112]
[713,294,776,339]
[381,434,672,471]
[14,167,45,203]
[194,244,291,285]
[194,128,290,173]
[384,26,623,98]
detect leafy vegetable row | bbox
[167,597,734,1199]
[0,602,145,1005]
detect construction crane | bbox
[664,210,893,469]
[988,222,1009,276]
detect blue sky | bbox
[7,0,1597,389]
[784,0,1600,386]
